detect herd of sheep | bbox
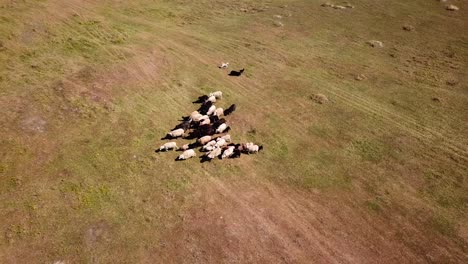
[157,91,263,162]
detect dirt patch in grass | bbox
[155,178,468,263]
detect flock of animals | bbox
[156,90,263,162]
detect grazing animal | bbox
[200,118,211,126]
[219,134,231,142]
[218,62,229,69]
[158,142,178,152]
[206,105,216,116]
[193,95,209,104]
[199,124,216,134]
[198,101,213,115]
[214,108,224,117]
[228,68,244,76]
[202,140,217,151]
[209,91,223,99]
[174,119,191,131]
[181,142,198,150]
[207,147,222,159]
[165,128,185,139]
[244,142,263,153]
[221,146,235,159]
[209,115,220,123]
[181,143,189,150]
[190,111,199,119]
[192,114,205,122]
[224,104,237,116]
[215,138,227,148]
[207,95,217,103]
[197,135,212,145]
[176,149,196,160]
[216,123,230,134]
[231,146,242,158]
[212,118,226,129]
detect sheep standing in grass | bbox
[193,114,208,122]
[213,118,226,129]
[191,113,203,122]
[158,142,178,151]
[215,138,227,148]
[166,128,185,139]
[224,104,236,116]
[176,149,196,160]
[244,142,263,153]
[174,119,192,131]
[207,96,217,103]
[200,118,211,126]
[202,140,217,151]
[198,101,213,115]
[219,134,231,143]
[207,147,222,160]
[218,63,229,69]
[214,108,224,117]
[221,146,235,159]
[216,123,230,133]
[206,105,216,116]
[198,135,212,145]
[209,91,223,99]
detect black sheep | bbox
[224,104,237,116]
[198,101,213,115]
[228,69,244,76]
[173,120,191,131]
[212,118,226,129]
[209,115,220,123]
[192,95,208,104]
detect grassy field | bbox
[1,0,467,263]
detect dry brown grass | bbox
[0,0,467,263]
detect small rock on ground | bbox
[310,94,329,104]
[273,21,284,27]
[355,74,367,81]
[446,5,459,11]
[367,40,384,48]
[402,25,414,31]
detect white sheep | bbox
[200,118,211,126]
[167,128,184,138]
[206,105,216,116]
[218,63,229,69]
[177,149,196,160]
[216,123,229,133]
[181,143,190,150]
[221,146,235,159]
[159,142,178,151]
[215,138,226,148]
[190,111,199,119]
[206,96,216,103]
[209,91,223,99]
[202,140,217,151]
[192,113,203,122]
[199,115,209,121]
[207,147,222,159]
[214,108,224,117]
[197,135,212,145]
[244,142,263,154]
[219,134,231,142]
